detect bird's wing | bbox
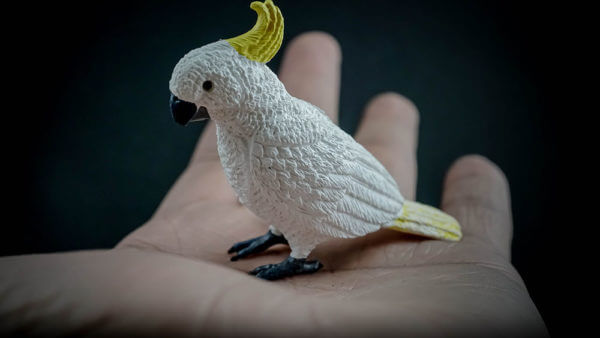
[250,117,404,239]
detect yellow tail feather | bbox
[386,201,462,241]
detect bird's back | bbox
[247,99,405,240]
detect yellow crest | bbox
[226,0,284,63]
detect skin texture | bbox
[0,32,547,336]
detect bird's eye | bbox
[202,80,213,92]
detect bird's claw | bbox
[228,230,288,261]
[250,256,323,280]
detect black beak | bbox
[170,94,210,126]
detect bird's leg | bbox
[249,256,323,280]
[228,228,288,261]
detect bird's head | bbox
[169,0,284,126]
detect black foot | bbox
[228,230,288,261]
[249,256,323,280]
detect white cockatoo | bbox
[169,0,461,280]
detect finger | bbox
[355,92,419,200]
[441,155,513,258]
[278,31,342,123]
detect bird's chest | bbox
[216,128,253,203]
[215,127,301,220]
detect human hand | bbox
[1,32,547,336]
[116,32,547,335]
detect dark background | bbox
[4,0,576,335]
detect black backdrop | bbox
[4,0,572,335]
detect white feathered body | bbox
[216,90,404,258]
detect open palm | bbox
[114,32,546,335]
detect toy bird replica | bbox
[169,0,462,280]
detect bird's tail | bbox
[384,201,462,241]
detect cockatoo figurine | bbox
[169,0,462,280]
